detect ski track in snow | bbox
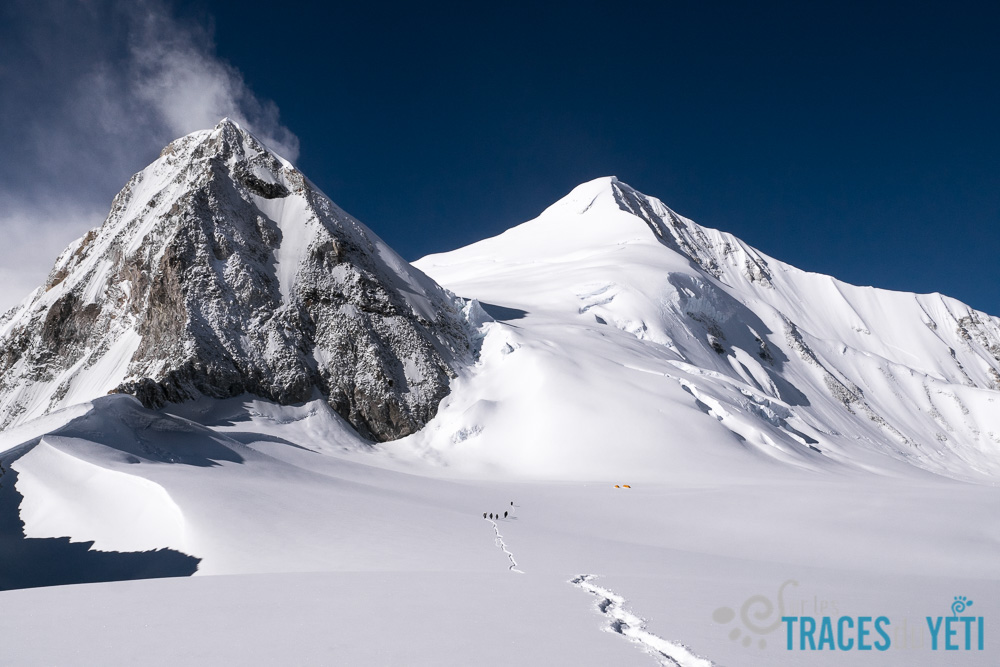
[571,575,716,667]
[487,519,523,573]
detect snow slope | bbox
[0,393,995,665]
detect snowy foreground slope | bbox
[1,394,995,666]
[1,151,998,664]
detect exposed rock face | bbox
[0,120,472,441]
[609,178,774,287]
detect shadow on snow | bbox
[0,450,200,592]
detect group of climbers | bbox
[483,501,514,521]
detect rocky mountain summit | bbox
[0,120,473,440]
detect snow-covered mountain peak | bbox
[441,176,770,292]
[540,176,674,224]
[415,178,1000,480]
[0,122,473,440]
[538,176,621,215]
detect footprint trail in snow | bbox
[487,519,523,573]
[571,575,716,667]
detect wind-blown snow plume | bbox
[0,0,298,313]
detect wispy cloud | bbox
[0,0,298,312]
[126,3,299,161]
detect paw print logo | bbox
[951,596,974,617]
[712,579,798,649]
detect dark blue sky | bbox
[2,1,998,314]
[197,0,999,312]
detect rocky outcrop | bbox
[0,120,472,441]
